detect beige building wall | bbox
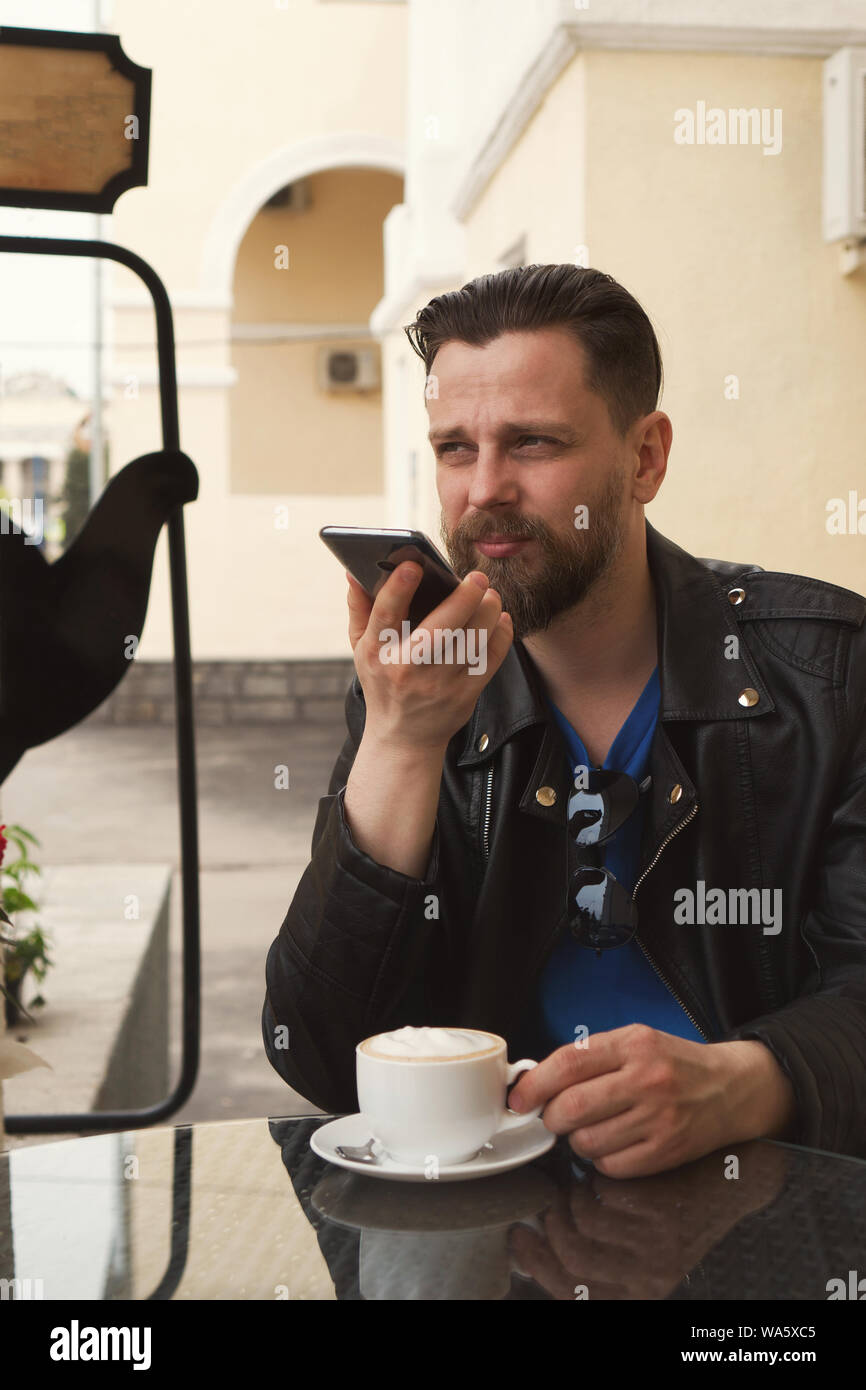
[107,0,407,292]
[230,167,402,497]
[411,43,866,594]
[99,1,866,667]
[583,48,866,587]
[103,0,407,660]
[405,56,590,547]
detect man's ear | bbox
[632,411,670,504]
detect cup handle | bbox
[497,1058,543,1132]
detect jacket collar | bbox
[457,517,774,769]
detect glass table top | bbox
[2,1115,865,1300]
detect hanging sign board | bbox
[0,26,151,212]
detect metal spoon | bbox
[335,1137,382,1164]
[335,1136,495,1165]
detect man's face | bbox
[429,329,636,640]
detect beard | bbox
[439,467,628,641]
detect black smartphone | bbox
[319,525,460,630]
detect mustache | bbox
[450,515,553,543]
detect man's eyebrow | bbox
[427,421,580,443]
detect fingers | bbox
[364,561,492,642]
[413,569,511,663]
[348,560,515,681]
[363,560,424,640]
[346,571,375,650]
[485,610,514,675]
[417,568,493,634]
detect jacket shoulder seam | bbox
[730,573,865,627]
[744,619,847,683]
[697,552,866,623]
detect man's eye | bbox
[437,436,558,456]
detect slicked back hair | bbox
[404,263,663,439]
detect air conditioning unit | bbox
[822,47,866,242]
[317,345,380,393]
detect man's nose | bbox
[466,450,520,512]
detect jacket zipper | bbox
[482,764,494,859]
[633,794,710,1282]
[631,801,708,1040]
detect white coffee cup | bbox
[356,1026,544,1166]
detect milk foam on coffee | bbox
[364,1026,495,1059]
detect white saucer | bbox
[309,1112,556,1182]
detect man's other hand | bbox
[507,1024,797,1178]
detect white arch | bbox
[199,131,406,300]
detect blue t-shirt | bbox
[524,667,711,1051]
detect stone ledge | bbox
[82,659,355,727]
[2,864,171,1148]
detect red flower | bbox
[0,825,6,868]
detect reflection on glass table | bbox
[1,1115,865,1300]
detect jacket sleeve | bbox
[722,628,866,1159]
[262,674,452,1114]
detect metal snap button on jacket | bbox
[477,733,489,751]
[535,786,556,806]
[669,783,683,803]
[728,587,746,605]
[739,688,759,706]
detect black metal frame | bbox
[1,235,200,1133]
[0,27,151,213]
[146,1127,192,1299]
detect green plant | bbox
[58,444,90,547]
[0,822,53,1026]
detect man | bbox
[263,264,866,1177]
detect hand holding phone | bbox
[321,526,513,754]
[320,526,460,630]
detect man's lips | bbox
[474,537,533,558]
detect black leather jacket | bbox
[263,519,866,1158]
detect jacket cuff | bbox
[333,785,440,895]
[721,995,866,1156]
[723,1022,809,1147]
